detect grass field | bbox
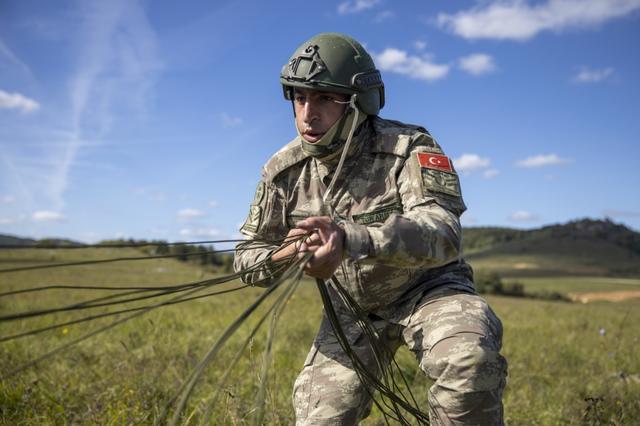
[1,248,639,425]
[502,275,640,294]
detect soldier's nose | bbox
[302,102,318,124]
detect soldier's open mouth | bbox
[303,132,324,143]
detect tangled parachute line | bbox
[0,237,429,425]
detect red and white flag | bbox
[416,152,453,173]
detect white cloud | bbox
[0,2,161,221]
[459,54,497,75]
[177,208,207,219]
[437,0,640,41]
[179,227,221,238]
[338,0,380,15]
[0,217,16,225]
[0,39,33,77]
[208,200,218,208]
[43,1,160,210]
[32,210,65,222]
[0,90,40,113]
[516,153,572,168]
[374,48,449,82]
[509,210,539,222]
[453,153,492,173]
[414,40,427,51]
[574,67,614,83]
[220,112,243,128]
[1,195,16,204]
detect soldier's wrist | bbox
[336,220,372,261]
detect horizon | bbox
[1,0,639,243]
[1,216,636,245]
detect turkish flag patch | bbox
[416,152,453,173]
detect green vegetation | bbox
[464,218,640,277]
[1,219,639,424]
[502,276,640,294]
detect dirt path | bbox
[568,290,640,303]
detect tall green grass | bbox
[1,248,638,424]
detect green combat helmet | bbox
[280,32,385,115]
[280,33,385,163]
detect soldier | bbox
[235,32,507,425]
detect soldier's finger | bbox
[284,228,308,241]
[295,216,331,230]
[304,232,322,245]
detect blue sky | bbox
[1,0,639,243]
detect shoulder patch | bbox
[240,205,262,234]
[422,169,461,198]
[416,152,453,173]
[415,152,462,198]
[240,181,266,234]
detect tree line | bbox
[98,238,234,271]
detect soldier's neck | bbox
[314,122,369,182]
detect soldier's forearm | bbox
[340,203,461,268]
[233,241,282,287]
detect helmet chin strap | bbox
[323,94,360,203]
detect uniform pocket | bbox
[286,209,313,228]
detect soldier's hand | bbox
[271,228,310,263]
[295,216,345,279]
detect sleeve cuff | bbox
[263,249,283,277]
[338,220,372,261]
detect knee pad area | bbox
[424,334,507,393]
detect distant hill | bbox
[0,234,82,248]
[0,234,37,247]
[463,218,640,277]
[2,218,639,277]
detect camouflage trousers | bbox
[292,286,507,425]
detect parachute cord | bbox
[0,241,277,274]
[317,276,430,425]
[322,94,360,204]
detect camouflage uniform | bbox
[235,117,507,425]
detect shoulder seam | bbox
[262,137,309,183]
[369,117,433,158]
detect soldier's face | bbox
[293,88,348,143]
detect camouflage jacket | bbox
[234,116,474,322]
